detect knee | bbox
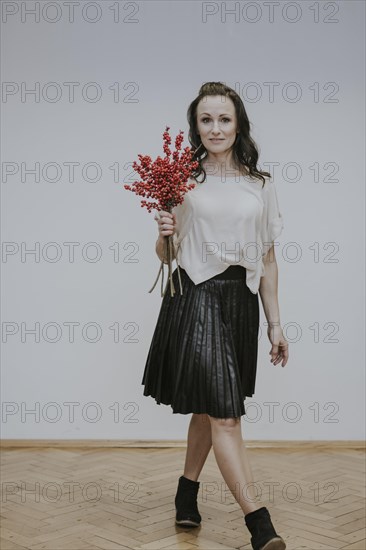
[207,416,240,430]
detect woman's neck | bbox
[202,162,249,178]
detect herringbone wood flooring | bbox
[0,445,365,550]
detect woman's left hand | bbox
[267,324,289,367]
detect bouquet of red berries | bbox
[124,126,199,297]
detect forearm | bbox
[258,252,281,327]
[155,235,176,264]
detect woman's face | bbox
[196,95,238,155]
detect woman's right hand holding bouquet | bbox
[155,210,177,264]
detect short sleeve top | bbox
[169,173,284,294]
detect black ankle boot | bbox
[174,475,201,527]
[245,506,286,550]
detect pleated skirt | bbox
[141,264,260,418]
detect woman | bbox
[141,82,289,550]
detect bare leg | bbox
[182,413,212,482]
[208,415,261,515]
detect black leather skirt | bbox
[141,264,260,418]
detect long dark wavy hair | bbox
[187,82,270,188]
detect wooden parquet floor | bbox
[0,446,365,550]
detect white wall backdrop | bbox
[1,1,365,441]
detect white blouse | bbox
[170,173,284,295]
